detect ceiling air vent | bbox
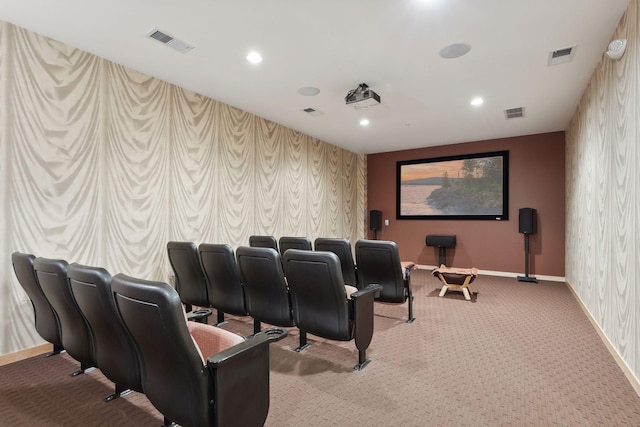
[505,107,524,119]
[548,45,576,66]
[147,29,194,53]
[302,107,323,116]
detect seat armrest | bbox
[351,284,379,359]
[206,328,286,427]
[350,283,383,300]
[207,328,287,367]
[402,263,416,280]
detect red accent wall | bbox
[366,132,565,277]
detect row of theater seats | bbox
[250,236,359,287]
[167,237,416,370]
[11,252,286,427]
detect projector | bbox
[345,83,381,110]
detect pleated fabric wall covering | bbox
[0,20,367,355]
[566,1,639,382]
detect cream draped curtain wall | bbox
[566,1,640,385]
[0,21,367,355]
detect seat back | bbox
[248,235,278,251]
[355,239,406,303]
[314,238,358,288]
[111,274,211,426]
[198,243,247,316]
[34,257,95,367]
[167,241,210,308]
[236,246,294,328]
[282,249,352,341]
[11,252,62,350]
[67,263,142,393]
[278,236,312,256]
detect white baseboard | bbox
[564,280,640,397]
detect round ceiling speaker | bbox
[439,43,471,59]
[297,87,320,96]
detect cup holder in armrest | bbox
[262,328,288,342]
[187,308,213,323]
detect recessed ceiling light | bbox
[470,97,484,106]
[297,87,320,96]
[246,51,263,64]
[439,43,471,59]
[360,119,370,126]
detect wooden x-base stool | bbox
[433,265,479,301]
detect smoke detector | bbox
[606,39,627,60]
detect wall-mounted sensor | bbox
[606,39,627,60]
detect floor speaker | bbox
[369,210,382,231]
[518,208,536,234]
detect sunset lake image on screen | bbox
[399,155,504,216]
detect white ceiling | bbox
[0,0,630,154]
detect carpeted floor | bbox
[1,270,639,426]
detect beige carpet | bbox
[1,270,639,426]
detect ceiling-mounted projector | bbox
[345,83,381,109]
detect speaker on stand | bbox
[369,210,382,240]
[517,208,538,283]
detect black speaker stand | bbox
[373,229,378,240]
[517,233,538,283]
[437,247,447,267]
